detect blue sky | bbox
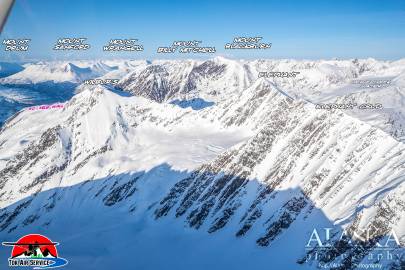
[1,0,405,61]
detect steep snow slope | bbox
[0,75,404,270]
[250,59,405,143]
[0,84,75,127]
[117,57,256,103]
[118,58,405,143]
[0,60,123,126]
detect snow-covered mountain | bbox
[0,61,117,85]
[0,61,121,126]
[0,58,404,270]
[116,57,405,143]
[117,57,255,102]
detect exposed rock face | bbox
[0,58,404,269]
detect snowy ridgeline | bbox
[1,57,405,141]
[0,58,404,270]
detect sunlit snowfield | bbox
[0,58,404,270]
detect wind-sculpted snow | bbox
[0,58,404,269]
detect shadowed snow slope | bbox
[0,58,404,270]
